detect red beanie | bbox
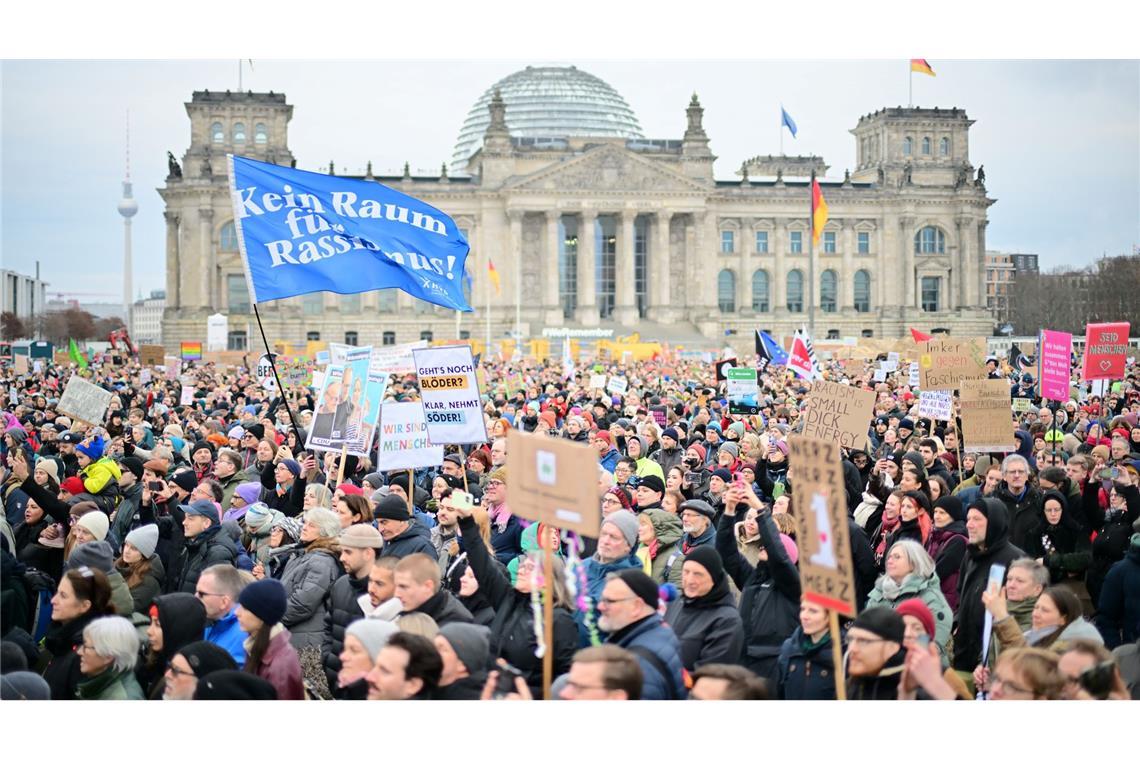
[338,484,363,497]
[61,476,86,496]
[596,430,611,443]
[687,443,707,462]
[540,411,557,429]
[895,598,935,639]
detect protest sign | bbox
[800,380,875,450]
[180,342,202,361]
[57,375,112,425]
[164,357,181,380]
[908,362,921,389]
[328,342,353,365]
[14,355,29,376]
[139,369,152,384]
[960,379,1016,452]
[305,364,346,451]
[343,368,390,456]
[371,340,428,375]
[650,405,668,428]
[589,373,607,390]
[180,386,195,405]
[1039,329,1072,402]
[887,351,900,365]
[228,155,471,311]
[607,375,628,395]
[413,344,486,444]
[788,435,856,616]
[283,356,314,388]
[714,358,738,383]
[139,345,165,366]
[917,390,954,421]
[315,350,330,366]
[1081,322,1129,381]
[726,367,760,415]
[506,429,600,538]
[880,360,898,373]
[255,353,278,391]
[872,368,887,382]
[311,370,325,390]
[375,402,444,471]
[919,337,986,390]
[1011,397,1032,413]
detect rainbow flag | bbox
[487,258,502,296]
[180,342,202,361]
[911,58,936,77]
[811,178,829,246]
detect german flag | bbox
[811,178,828,246]
[911,59,936,77]
[487,258,502,296]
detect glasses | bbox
[76,643,96,654]
[989,673,1034,696]
[485,481,503,489]
[166,662,196,679]
[845,634,887,648]
[597,595,636,608]
[602,496,622,505]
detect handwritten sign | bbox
[919,337,987,390]
[139,345,165,366]
[908,362,921,389]
[1011,397,1033,413]
[57,375,113,425]
[589,373,607,390]
[1081,322,1129,381]
[607,375,628,396]
[788,435,856,616]
[800,380,876,450]
[14,355,29,375]
[507,429,600,538]
[371,340,429,376]
[917,390,953,421]
[960,379,1015,452]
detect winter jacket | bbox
[81,456,123,498]
[136,591,207,698]
[1096,541,1140,648]
[457,514,577,694]
[716,508,800,682]
[247,624,304,700]
[122,555,166,615]
[321,570,369,693]
[848,518,878,612]
[37,611,108,700]
[606,613,688,700]
[636,509,685,585]
[75,667,144,700]
[1025,501,1092,586]
[258,465,304,518]
[994,482,1044,552]
[846,647,906,700]
[663,575,745,671]
[650,446,684,478]
[279,541,342,652]
[926,522,968,611]
[109,481,144,549]
[598,447,620,474]
[1086,482,1140,606]
[489,512,526,566]
[204,609,248,667]
[733,520,763,567]
[952,498,1026,671]
[867,572,953,665]
[409,588,474,626]
[777,626,836,700]
[168,525,238,593]
[575,551,644,647]
[379,521,439,560]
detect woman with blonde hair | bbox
[396,612,440,638]
[303,482,332,511]
[988,647,1066,700]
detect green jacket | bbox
[867,571,954,665]
[636,509,685,585]
[76,667,144,700]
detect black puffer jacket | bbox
[379,521,438,560]
[716,507,800,682]
[136,592,207,698]
[321,571,369,693]
[663,574,745,671]
[167,525,239,593]
[1085,481,1140,606]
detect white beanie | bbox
[34,458,60,486]
[124,523,159,559]
[75,511,110,542]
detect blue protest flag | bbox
[781,106,798,138]
[758,330,789,366]
[227,155,472,311]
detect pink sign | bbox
[1039,330,1072,402]
[1082,322,1130,381]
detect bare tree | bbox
[1008,253,1140,333]
[1,312,28,340]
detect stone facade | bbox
[160,87,995,353]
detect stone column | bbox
[543,210,563,325]
[738,218,752,312]
[651,211,673,321]
[164,211,180,309]
[840,219,855,311]
[899,215,915,310]
[772,219,787,311]
[956,216,971,311]
[693,210,716,317]
[615,210,638,326]
[507,209,524,336]
[575,210,598,326]
[199,208,214,310]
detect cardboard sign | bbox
[606,375,628,396]
[960,379,1016,452]
[371,340,429,375]
[917,390,954,421]
[165,357,181,380]
[413,344,487,445]
[375,402,445,471]
[179,386,195,405]
[14,355,29,375]
[872,369,887,382]
[589,373,607,390]
[57,375,113,426]
[1039,329,1072,402]
[1011,397,1033,413]
[139,345,165,366]
[726,367,760,415]
[506,429,601,538]
[787,435,856,616]
[800,380,876,450]
[306,364,347,451]
[180,342,202,361]
[908,362,921,389]
[255,353,278,391]
[919,337,987,390]
[1081,322,1129,381]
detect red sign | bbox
[1082,322,1130,381]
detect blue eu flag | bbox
[228,155,472,311]
[781,106,798,138]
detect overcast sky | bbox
[1,59,1137,301]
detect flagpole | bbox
[908,65,912,108]
[485,261,491,357]
[779,106,784,156]
[808,171,816,336]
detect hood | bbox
[6,427,28,445]
[842,460,863,509]
[392,520,432,543]
[646,508,684,546]
[683,572,733,609]
[902,451,926,475]
[1014,430,1034,459]
[629,435,648,459]
[1058,617,1104,644]
[935,520,967,538]
[973,497,1011,549]
[154,592,207,660]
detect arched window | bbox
[751,270,770,313]
[922,136,932,155]
[211,122,225,143]
[854,270,871,312]
[717,270,736,314]
[255,123,268,145]
[940,137,950,156]
[820,270,837,312]
[786,270,804,313]
[233,122,246,143]
[914,226,946,254]
[903,136,913,156]
[219,221,238,251]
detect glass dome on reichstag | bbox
[450,64,644,174]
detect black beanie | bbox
[194,671,277,700]
[119,456,144,480]
[933,495,965,523]
[171,470,198,493]
[237,579,287,627]
[639,474,666,496]
[374,494,412,522]
[684,545,725,586]
[615,569,660,610]
[850,606,905,645]
[191,440,215,459]
[177,641,238,678]
[245,423,265,441]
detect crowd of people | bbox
[1,337,1137,702]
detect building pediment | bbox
[505,144,707,194]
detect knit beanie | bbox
[602,509,639,550]
[638,474,665,496]
[176,641,238,678]
[60,477,86,496]
[170,470,198,493]
[710,468,732,484]
[719,441,740,460]
[438,622,491,676]
[686,443,707,462]
[34,458,60,486]
[243,503,276,531]
[279,459,301,478]
[661,427,681,444]
[338,484,363,497]
[727,421,746,440]
[345,619,398,663]
[65,541,115,574]
[895,598,936,640]
[779,533,799,565]
[125,524,159,559]
[615,568,660,610]
[487,466,508,485]
[76,437,105,460]
[238,579,288,627]
[850,606,905,645]
[606,486,633,512]
[233,482,262,505]
[362,473,385,490]
[194,671,277,700]
[339,524,383,549]
[119,456,144,480]
[933,495,965,523]
[684,545,724,586]
[374,494,412,522]
[76,510,110,542]
[0,672,51,700]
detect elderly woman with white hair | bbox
[276,507,342,655]
[76,616,144,700]
[865,539,953,664]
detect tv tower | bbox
[117,111,138,333]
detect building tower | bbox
[117,112,138,333]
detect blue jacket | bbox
[575,552,643,647]
[1096,542,1140,648]
[778,626,836,700]
[204,609,248,668]
[599,448,620,474]
[608,613,688,700]
[490,514,525,566]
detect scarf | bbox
[875,512,900,558]
[489,502,512,531]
